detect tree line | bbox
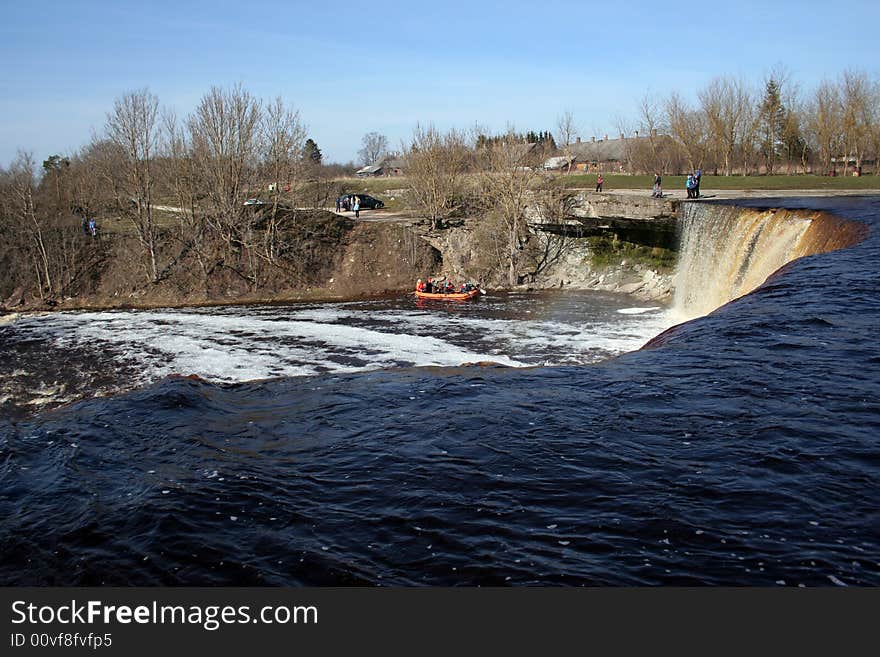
[2,68,878,305]
[0,85,344,303]
[622,69,880,176]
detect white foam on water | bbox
[352,308,675,363]
[617,307,661,315]
[7,295,676,393]
[14,309,527,385]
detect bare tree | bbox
[161,109,214,286]
[665,92,709,173]
[260,97,307,264]
[105,88,162,281]
[773,75,808,174]
[188,84,262,262]
[472,133,541,286]
[840,70,876,174]
[358,132,388,166]
[69,143,109,225]
[554,111,578,174]
[630,93,679,173]
[805,79,843,175]
[699,76,751,175]
[2,152,53,297]
[263,97,306,200]
[404,125,470,230]
[739,96,761,175]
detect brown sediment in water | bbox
[793,210,869,255]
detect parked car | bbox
[338,194,384,211]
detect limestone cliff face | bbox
[327,222,441,298]
[412,190,677,301]
[416,220,673,301]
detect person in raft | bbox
[416,279,425,292]
[444,280,455,294]
[596,173,604,192]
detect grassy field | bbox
[333,177,410,195]
[277,173,880,203]
[555,173,880,191]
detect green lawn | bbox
[555,173,880,191]
[334,172,880,195]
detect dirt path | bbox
[323,207,418,223]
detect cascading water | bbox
[672,203,815,320]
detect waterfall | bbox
[671,203,866,321]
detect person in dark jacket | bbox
[652,173,662,198]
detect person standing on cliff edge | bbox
[652,172,662,198]
[694,168,702,198]
[596,173,604,192]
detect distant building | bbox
[560,132,675,173]
[541,155,575,172]
[355,154,406,177]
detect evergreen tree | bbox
[302,138,322,165]
[42,154,70,173]
[758,79,787,174]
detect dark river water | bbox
[1,195,878,586]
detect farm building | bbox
[355,154,406,177]
[556,132,676,173]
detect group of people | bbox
[416,278,478,294]
[336,195,361,218]
[686,169,702,199]
[650,169,702,199]
[81,217,98,237]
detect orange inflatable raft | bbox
[414,289,481,301]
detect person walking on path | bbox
[335,196,342,213]
[652,173,662,198]
[686,174,695,198]
[596,173,604,192]
[693,169,702,198]
[352,195,360,219]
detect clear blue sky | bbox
[1,0,878,167]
